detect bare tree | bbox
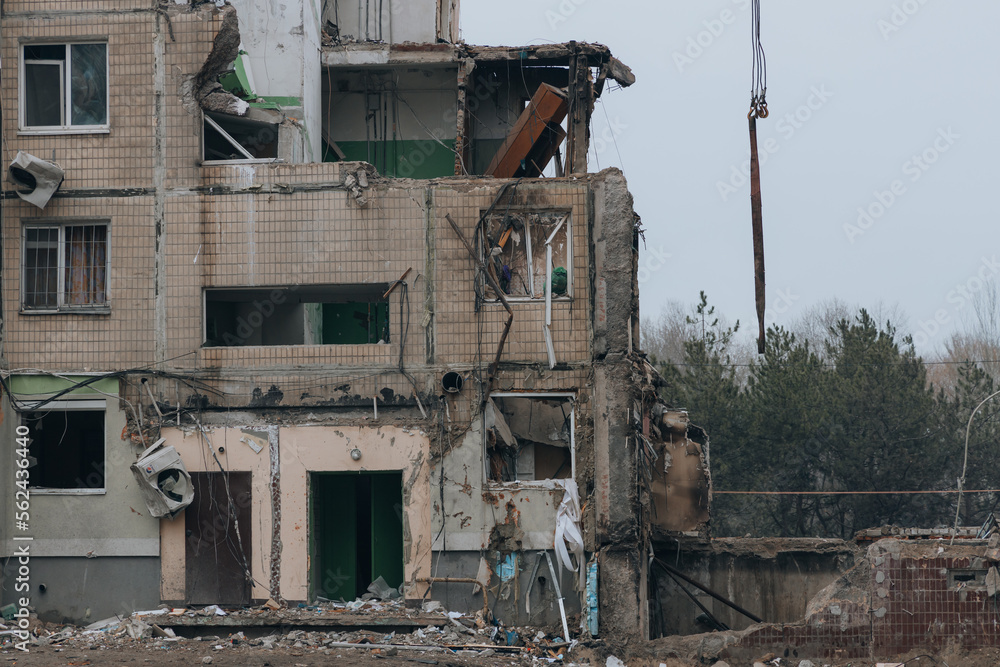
[640,301,697,367]
[790,298,853,351]
[933,279,1000,394]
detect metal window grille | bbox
[23,223,108,310]
[24,226,58,308]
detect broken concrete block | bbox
[421,600,445,614]
[84,616,121,631]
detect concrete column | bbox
[590,168,646,641]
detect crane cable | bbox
[750,0,768,118]
[748,0,768,354]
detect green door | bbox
[312,474,357,600]
[311,472,403,601]
[370,473,404,591]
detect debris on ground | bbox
[0,597,594,664]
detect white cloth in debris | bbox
[554,479,585,588]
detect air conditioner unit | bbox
[7,151,64,209]
[130,439,195,519]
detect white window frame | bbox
[21,399,108,495]
[483,211,573,303]
[486,392,576,488]
[201,112,280,165]
[21,220,111,314]
[19,40,110,134]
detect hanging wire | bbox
[749,0,768,119]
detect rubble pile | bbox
[0,596,588,664]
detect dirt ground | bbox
[4,645,1000,667]
[0,643,534,666]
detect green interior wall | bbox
[323,139,457,179]
[322,302,389,344]
[311,472,404,601]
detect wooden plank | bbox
[485,83,568,178]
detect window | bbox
[22,222,109,312]
[486,393,575,483]
[483,211,571,300]
[203,112,279,163]
[21,400,106,493]
[204,285,390,347]
[20,42,108,131]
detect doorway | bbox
[185,472,252,605]
[311,471,404,601]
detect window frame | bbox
[20,399,108,495]
[482,210,573,303]
[202,285,392,347]
[21,219,111,314]
[485,391,576,488]
[19,40,110,134]
[201,112,280,165]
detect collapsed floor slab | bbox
[649,534,1000,664]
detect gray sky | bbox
[460,0,1000,353]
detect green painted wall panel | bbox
[9,375,119,398]
[324,139,456,179]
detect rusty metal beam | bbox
[485,83,568,178]
[749,114,766,354]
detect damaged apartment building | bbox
[0,0,712,643]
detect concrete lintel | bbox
[322,44,460,68]
[4,538,159,558]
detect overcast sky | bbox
[460,0,1000,354]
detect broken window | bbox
[486,394,575,483]
[203,112,279,162]
[21,43,108,131]
[22,222,109,311]
[483,211,571,300]
[204,285,390,347]
[21,401,106,493]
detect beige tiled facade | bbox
[1,1,655,634]
[1,4,596,389]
